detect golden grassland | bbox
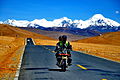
[74,31,120,46]
[0,36,25,79]
[34,38,57,46]
[71,42,120,62]
[72,31,120,62]
[0,24,55,40]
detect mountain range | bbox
[1,14,120,36]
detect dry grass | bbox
[71,42,120,62]
[0,36,25,79]
[72,31,120,62]
[0,24,55,40]
[34,38,57,46]
[74,31,120,46]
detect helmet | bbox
[62,35,67,41]
[58,36,62,41]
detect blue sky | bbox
[0,0,120,22]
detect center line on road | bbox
[52,51,56,53]
[76,64,88,70]
[101,79,107,80]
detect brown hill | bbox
[71,31,120,62]
[0,24,57,79]
[0,24,55,40]
[20,27,88,41]
[0,24,56,79]
[74,31,120,46]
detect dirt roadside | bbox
[0,36,25,80]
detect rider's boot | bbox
[68,57,72,66]
[68,63,72,66]
[56,61,61,67]
[56,57,61,67]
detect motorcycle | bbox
[57,49,71,71]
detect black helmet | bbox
[58,36,62,41]
[62,35,67,41]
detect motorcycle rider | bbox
[54,35,72,66]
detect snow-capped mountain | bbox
[84,14,120,32]
[72,14,120,29]
[1,14,120,32]
[28,19,53,28]
[28,17,73,28]
[3,19,30,27]
[52,17,73,27]
[86,14,120,27]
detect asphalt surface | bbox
[18,38,120,80]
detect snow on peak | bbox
[91,14,105,19]
[53,17,72,22]
[86,14,120,27]
[51,17,73,27]
[30,19,53,27]
[3,19,29,27]
[31,19,47,24]
[72,20,88,29]
[1,14,120,29]
[60,17,70,20]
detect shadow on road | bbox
[22,67,49,70]
[49,69,68,72]
[22,68,68,72]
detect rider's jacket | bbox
[55,41,72,52]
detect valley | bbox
[0,24,120,79]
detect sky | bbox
[0,0,120,22]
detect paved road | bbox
[18,38,120,80]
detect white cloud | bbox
[115,11,119,14]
